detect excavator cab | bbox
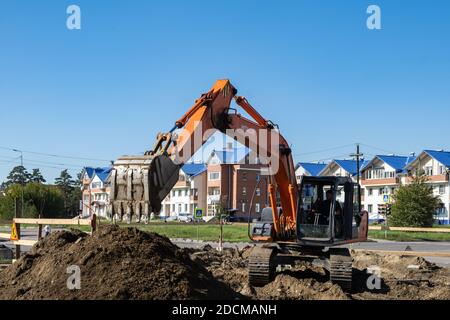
[297,176,365,245]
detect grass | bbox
[368,230,450,241]
[2,220,450,242]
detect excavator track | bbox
[248,246,276,287]
[329,248,353,291]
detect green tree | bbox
[29,168,46,184]
[389,175,441,227]
[54,169,80,217]
[4,166,31,187]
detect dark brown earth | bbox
[0,226,449,300]
[0,226,239,300]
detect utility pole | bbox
[350,143,364,212]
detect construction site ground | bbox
[0,225,449,300]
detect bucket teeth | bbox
[109,154,180,223]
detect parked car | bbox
[177,213,193,223]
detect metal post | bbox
[14,197,21,259]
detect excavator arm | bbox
[110,80,298,239]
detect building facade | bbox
[405,150,450,224]
[206,148,269,220]
[159,163,207,218]
[81,167,112,218]
[360,155,414,221]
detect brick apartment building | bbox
[205,147,269,220]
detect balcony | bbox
[207,194,220,204]
[361,177,399,186]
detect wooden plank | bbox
[369,226,450,233]
[353,249,450,258]
[12,239,38,246]
[0,233,10,239]
[13,218,92,226]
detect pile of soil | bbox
[0,226,239,300]
[1,226,449,300]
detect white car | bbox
[177,213,193,223]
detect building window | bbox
[390,187,396,194]
[208,172,220,181]
[184,189,188,196]
[440,166,446,175]
[242,172,247,181]
[178,204,182,212]
[242,202,246,213]
[439,185,445,195]
[242,187,247,196]
[368,205,373,213]
[368,188,373,196]
[256,174,260,182]
[425,166,433,176]
[172,204,175,212]
[256,188,261,196]
[379,188,384,195]
[172,190,176,197]
[255,203,260,213]
[178,190,182,197]
[91,181,102,189]
[208,187,220,195]
[184,204,188,212]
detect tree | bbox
[29,168,46,184]
[4,166,31,187]
[389,175,441,227]
[55,169,79,217]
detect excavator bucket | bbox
[108,154,180,223]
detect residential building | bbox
[295,162,327,183]
[206,147,269,220]
[405,150,450,224]
[81,167,112,218]
[160,163,207,218]
[318,159,365,180]
[361,155,415,221]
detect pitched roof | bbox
[424,150,450,167]
[84,167,111,183]
[181,163,207,177]
[375,155,415,173]
[209,147,250,164]
[322,159,368,176]
[297,162,327,176]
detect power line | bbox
[292,143,355,156]
[0,146,112,162]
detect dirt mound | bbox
[188,246,450,300]
[0,226,238,300]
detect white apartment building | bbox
[405,150,450,225]
[160,163,207,218]
[81,167,112,218]
[295,162,327,184]
[361,155,414,221]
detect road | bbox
[1,227,450,267]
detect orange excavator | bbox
[109,80,368,290]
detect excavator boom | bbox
[109,80,298,239]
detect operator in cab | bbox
[313,190,342,227]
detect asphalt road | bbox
[2,227,450,267]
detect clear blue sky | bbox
[1,0,449,183]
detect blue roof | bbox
[334,159,368,176]
[297,162,327,176]
[376,155,415,173]
[424,150,450,167]
[85,167,111,183]
[181,163,207,177]
[211,147,250,164]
